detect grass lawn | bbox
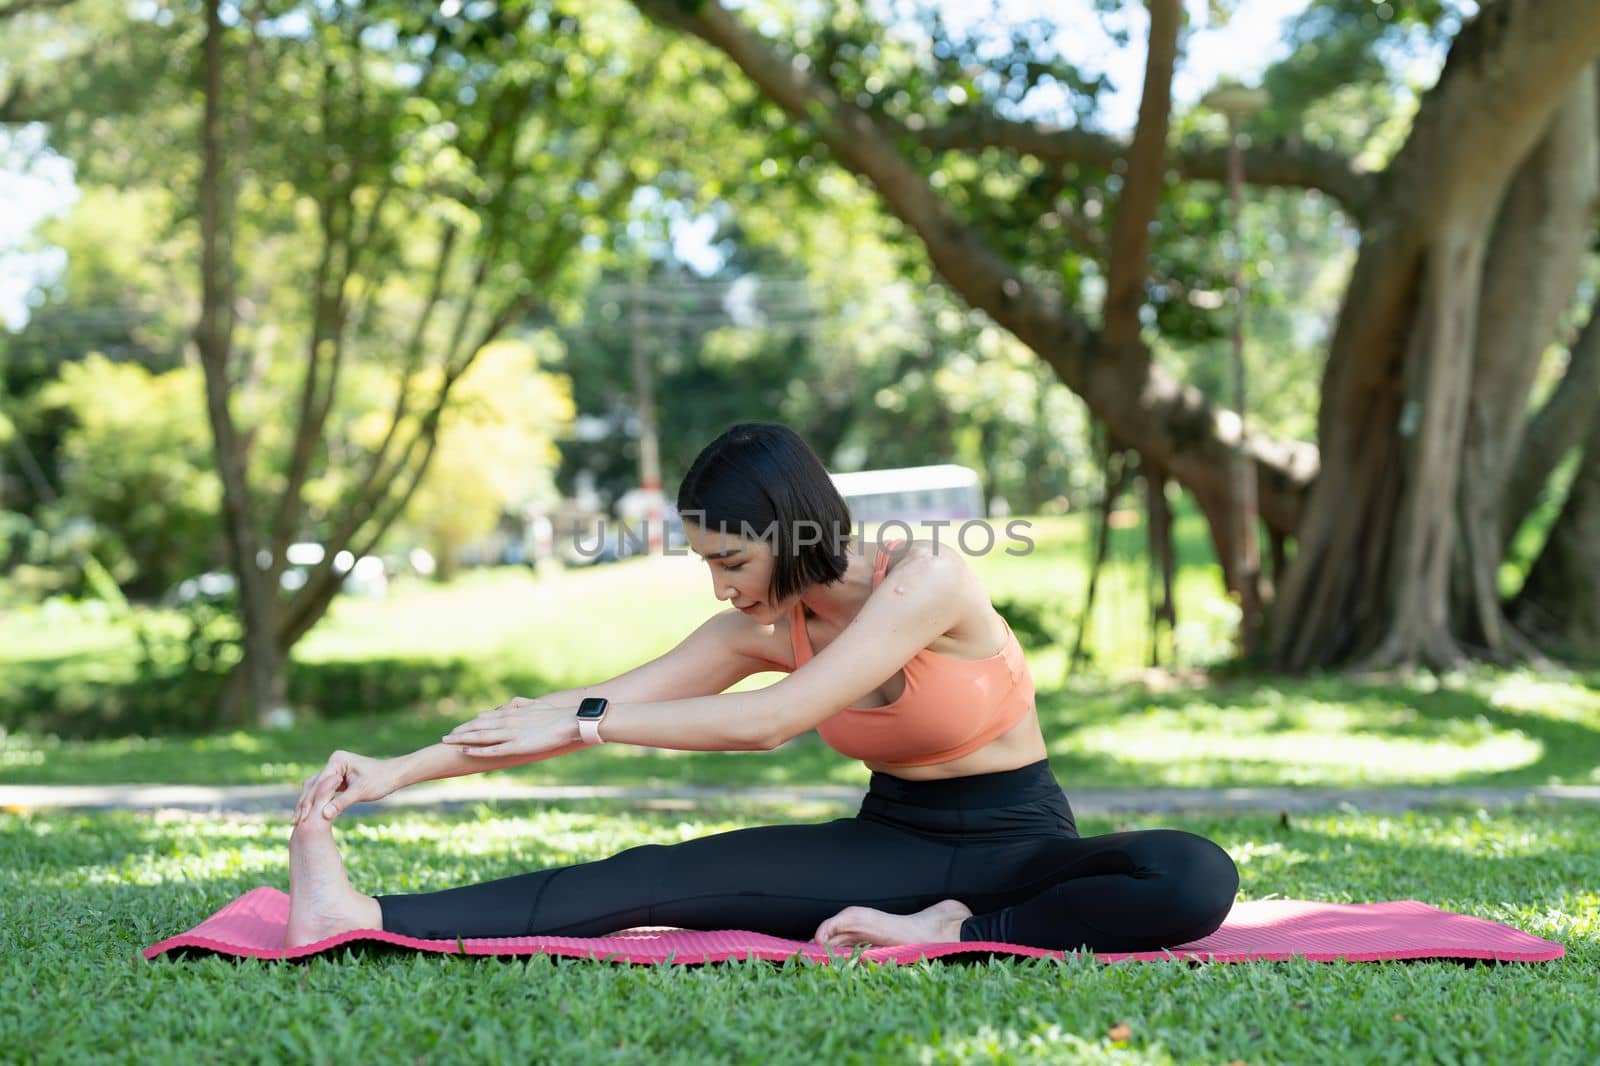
[3,801,1596,1063]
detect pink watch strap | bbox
[578,716,605,745]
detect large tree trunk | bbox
[1510,422,1600,657]
[1497,65,1600,546]
[1268,7,1600,671]
[641,0,1600,672]
[1453,72,1598,655]
[1502,293,1600,545]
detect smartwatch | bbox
[576,696,610,745]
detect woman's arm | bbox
[391,732,590,787]
[449,553,967,758]
[396,608,778,786]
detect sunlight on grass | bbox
[1484,671,1600,722]
[0,600,129,662]
[907,1022,1121,1063]
[1058,700,1544,786]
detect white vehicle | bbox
[830,464,986,523]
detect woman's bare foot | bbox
[813,899,973,950]
[284,815,383,949]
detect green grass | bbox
[3,801,1596,1063]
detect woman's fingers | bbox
[443,727,510,745]
[312,767,347,818]
[445,713,503,736]
[295,773,325,825]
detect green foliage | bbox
[0,644,507,740]
[286,657,503,723]
[398,337,573,578]
[1258,0,1471,134]
[133,589,242,675]
[0,650,227,739]
[28,354,219,597]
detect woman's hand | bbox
[440,696,574,758]
[292,750,403,826]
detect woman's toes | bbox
[285,819,379,948]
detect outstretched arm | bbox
[297,611,776,823]
[443,552,966,757]
[397,607,780,785]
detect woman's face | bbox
[683,521,780,620]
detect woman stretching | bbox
[284,422,1238,952]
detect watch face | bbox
[577,697,608,719]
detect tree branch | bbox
[0,0,76,18]
[276,57,656,651]
[905,114,1377,221]
[633,0,1317,535]
[1103,0,1179,351]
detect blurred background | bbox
[1,0,1596,758]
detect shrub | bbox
[0,650,513,739]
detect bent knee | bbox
[1146,829,1239,931]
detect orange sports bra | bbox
[781,540,1036,768]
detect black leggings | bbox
[375,760,1239,952]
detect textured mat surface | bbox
[143,887,1564,964]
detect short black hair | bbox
[676,422,854,604]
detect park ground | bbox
[3,515,1599,1063]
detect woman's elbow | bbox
[739,701,795,752]
[745,719,790,752]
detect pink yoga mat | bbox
[144,887,1563,965]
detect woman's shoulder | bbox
[881,535,976,586]
[879,535,1008,652]
[877,535,990,616]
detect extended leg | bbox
[954,828,1239,952]
[375,816,960,941]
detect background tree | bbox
[633,0,1600,670]
[29,355,219,597]
[2,0,682,724]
